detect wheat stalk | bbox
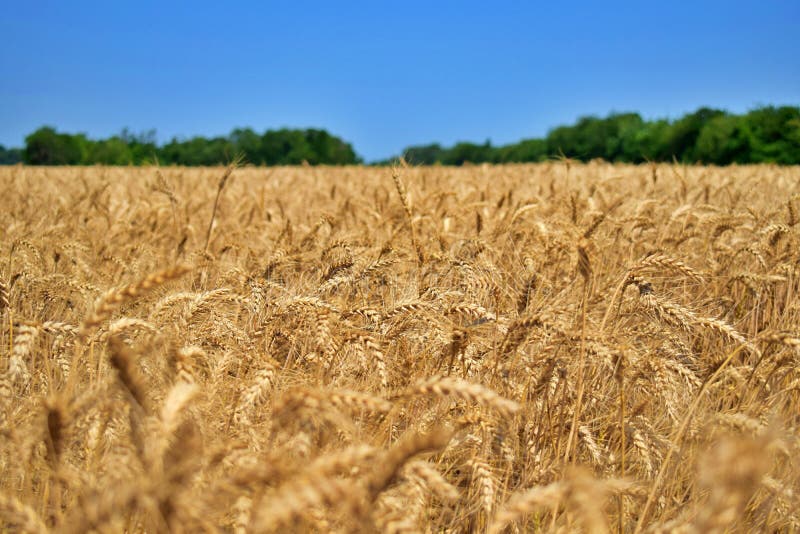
[2,164,800,533]
[393,376,520,416]
[80,264,191,338]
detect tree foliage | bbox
[14,127,360,166]
[0,144,22,164]
[4,106,799,166]
[24,127,88,165]
[392,105,800,165]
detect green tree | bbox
[305,129,360,165]
[742,106,800,164]
[547,116,608,160]
[0,145,22,164]
[230,128,264,165]
[88,137,134,165]
[441,141,494,165]
[621,119,671,162]
[159,136,234,166]
[694,115,750,164]
[545,113,645,162]
[402,144,445,165]
[604,113,645,162]
[24,127,87,165]
[261,129,311,164]
[660,107,726,162]
[113,129,158,164]
[495,138,547,162]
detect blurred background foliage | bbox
[399,106,800,166]
[2,105,797,166]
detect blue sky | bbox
[1,0,798,161]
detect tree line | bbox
[397,106,800,165]
[2,127,361,166]
[1,105,798,166]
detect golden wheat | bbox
[1,163,798,532]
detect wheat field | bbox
[1,162,799,533]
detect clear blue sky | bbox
[1,0,798,161]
